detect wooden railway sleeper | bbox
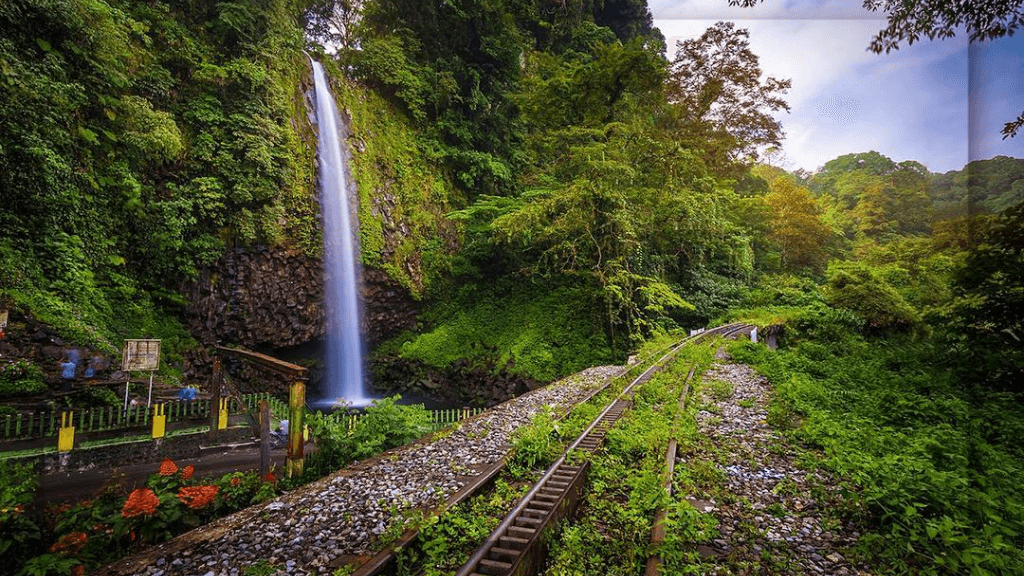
[478,558,512,575]
[507,526,535,539]
[454,327,754,576]
[489,547,521,561]
[499,535,529,550]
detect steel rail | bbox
[455,323,753,576]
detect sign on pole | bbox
[123,339,161,371]
[122,339,161,412]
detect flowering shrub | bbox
[2,458,281,574]
[158,458,178,476]
[176,486,218,510]
[121,488,160,518]
[48,531,87,555]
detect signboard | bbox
[122,339,161,372]
[0,310,7,338]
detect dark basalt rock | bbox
[182,247,419,352]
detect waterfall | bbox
[309,58,373,408]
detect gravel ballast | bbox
[96,366,624,576]
[687,358,872,575]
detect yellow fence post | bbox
[218,398,229,430]
[152,403,166,439]
[57,411,74,452]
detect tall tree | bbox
[665,21,791,169]
[763,174,833,271]
[948,203,1024,391]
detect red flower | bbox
[180,465,195,481]
[122,488,159,518]
[71,565,85,576]
[231,477,240,487]
[265,472,276,483]
[49,531,88,555]
[158,458,178,476]
[177,485,218,509]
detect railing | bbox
[1,397,484,442]
[0,393,279,442]
[318,406,485,433]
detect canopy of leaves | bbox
[666,21,791,168]
[948,203,1024,392]
[929,155,1024,216]
[762,173,833,272]
[824,262,919,334]
[0,0,316,348]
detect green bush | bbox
[736,324,1024,574]
[507,408,560,479]
[304,395,432,478]
[389,278,618,383]
[0,461,42,566]
[824,262,918,334]
[73,386,121,408]
[0,361,47,397]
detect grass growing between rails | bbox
[728,312,1024,575]
[543,343,719,575]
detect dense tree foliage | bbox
[947,203,1024,392]
[666,22,790,169]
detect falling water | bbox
[309,58,372,407]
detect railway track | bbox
[97,323,753,576]
[453,322,753,576]
[358,322,753,576]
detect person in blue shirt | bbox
[60,354,76,392]
[177,386,199,401]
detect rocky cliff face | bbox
[184,248,325,349]
[182,248,417,351]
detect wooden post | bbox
[152,403,166,439]
[286,380,305,478]
[57,411,75,452]
[209,359,222,439]
[259,400,271,481]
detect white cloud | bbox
[649,0,873,21]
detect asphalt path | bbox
[36,445,290,505]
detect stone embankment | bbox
[96,366,624,576]
[687,358,871,575]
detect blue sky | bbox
[651,0,1023,174]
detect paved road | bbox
[36,446,290,505]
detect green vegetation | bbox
[728,316,1024,575]
[0,361,46,397]
[301,395,433,480]
[382,279,617,383]
[0,458,278,575]
[390,477,530,576]
[544,343,717,574]
[0,0,317,360]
